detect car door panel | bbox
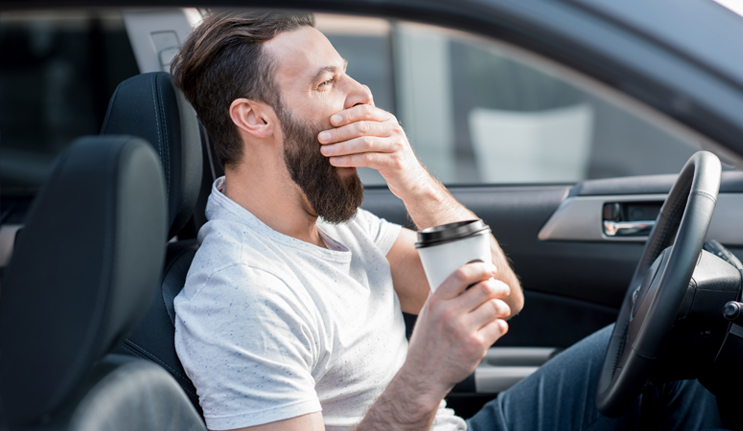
[362,170,743,350]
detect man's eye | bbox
[319,79,334,88]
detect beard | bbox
[280,108,364,224]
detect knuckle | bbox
[357,121,370,134]
[452,323,468,340]
[391,156,405,171]
[440,307,457,327]
[362,136,374,149]
[492,299,510,318]
[451,268,469,285]
[478,282,495,297]
[489,299,501,316]
[463,334,484,355]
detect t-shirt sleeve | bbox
[354,208,402,255]
[174,264,322,430]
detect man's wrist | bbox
[388,164,438,202]
[395,361,451,416]
[353,362,445,431]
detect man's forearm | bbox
[351,259,512,431]
[399,172,524,316]
[351,364,440,431]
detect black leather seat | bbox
[0,135,205,430]
[101,72,207,413]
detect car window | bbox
[0,9,139,192]
[317,15,703,186]
[0,10,709,191]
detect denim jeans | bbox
[467,325,724,431]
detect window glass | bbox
[0,9,139,192]
[319,16,702,186]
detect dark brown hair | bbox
[171,10,315,167]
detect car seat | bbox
[0,136,206,431]
[101,71,209,414]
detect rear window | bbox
[0,9,139,192]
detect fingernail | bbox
[331,114,342,124]
[319,131,331,141]
[321,146,332,156]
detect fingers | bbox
[458,278,510,314]
[320,135,397,158]
[329,104,392,127]
[465,296,511,331]
[319,120,392,146]
[318,106,404,162]
[324,150,395,170]
[479,317,509,347]
[435,262,497,300]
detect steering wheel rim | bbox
[595,151,722,417]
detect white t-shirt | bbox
[174,178,466,431]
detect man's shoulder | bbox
[176,255,310,318]
[181,220,296,296]
[195,215,284,264]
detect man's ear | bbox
[229,98,274,139]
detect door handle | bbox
[603,220,655,237]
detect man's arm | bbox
[218,411,325,431]
[319,104,524,317]
[222,262,510,431]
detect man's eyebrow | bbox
[310,59,349,84]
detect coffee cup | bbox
[415,219,492,292]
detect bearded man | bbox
[171,11,723,431]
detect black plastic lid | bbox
[415,219,491,248]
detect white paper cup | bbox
[415,220,491,292]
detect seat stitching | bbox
[151,75,170,199]
[119,343,145,359]
[124,339,187,381]
[123,340,198,398]
[157,76,171,198]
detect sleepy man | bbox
[171,11,722,431]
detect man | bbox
[171,11,722,431]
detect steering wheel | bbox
[595,151,722,417]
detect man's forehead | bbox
[264,27,344,83]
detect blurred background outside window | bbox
[0,9,139,192]
[0,10,702,192]
[317,15,701,186]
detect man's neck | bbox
[222,167,326,249]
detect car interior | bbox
[1,3,743,430]
[0,135,204,430]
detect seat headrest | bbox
[0,136,167,427]
[101,72,202,239]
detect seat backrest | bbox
[116,240,202,412]
[66,355,206,431]
[0,136,167,428]
[102,72,205,412]
[101,71,203,239]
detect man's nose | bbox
[344,77,373,108]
